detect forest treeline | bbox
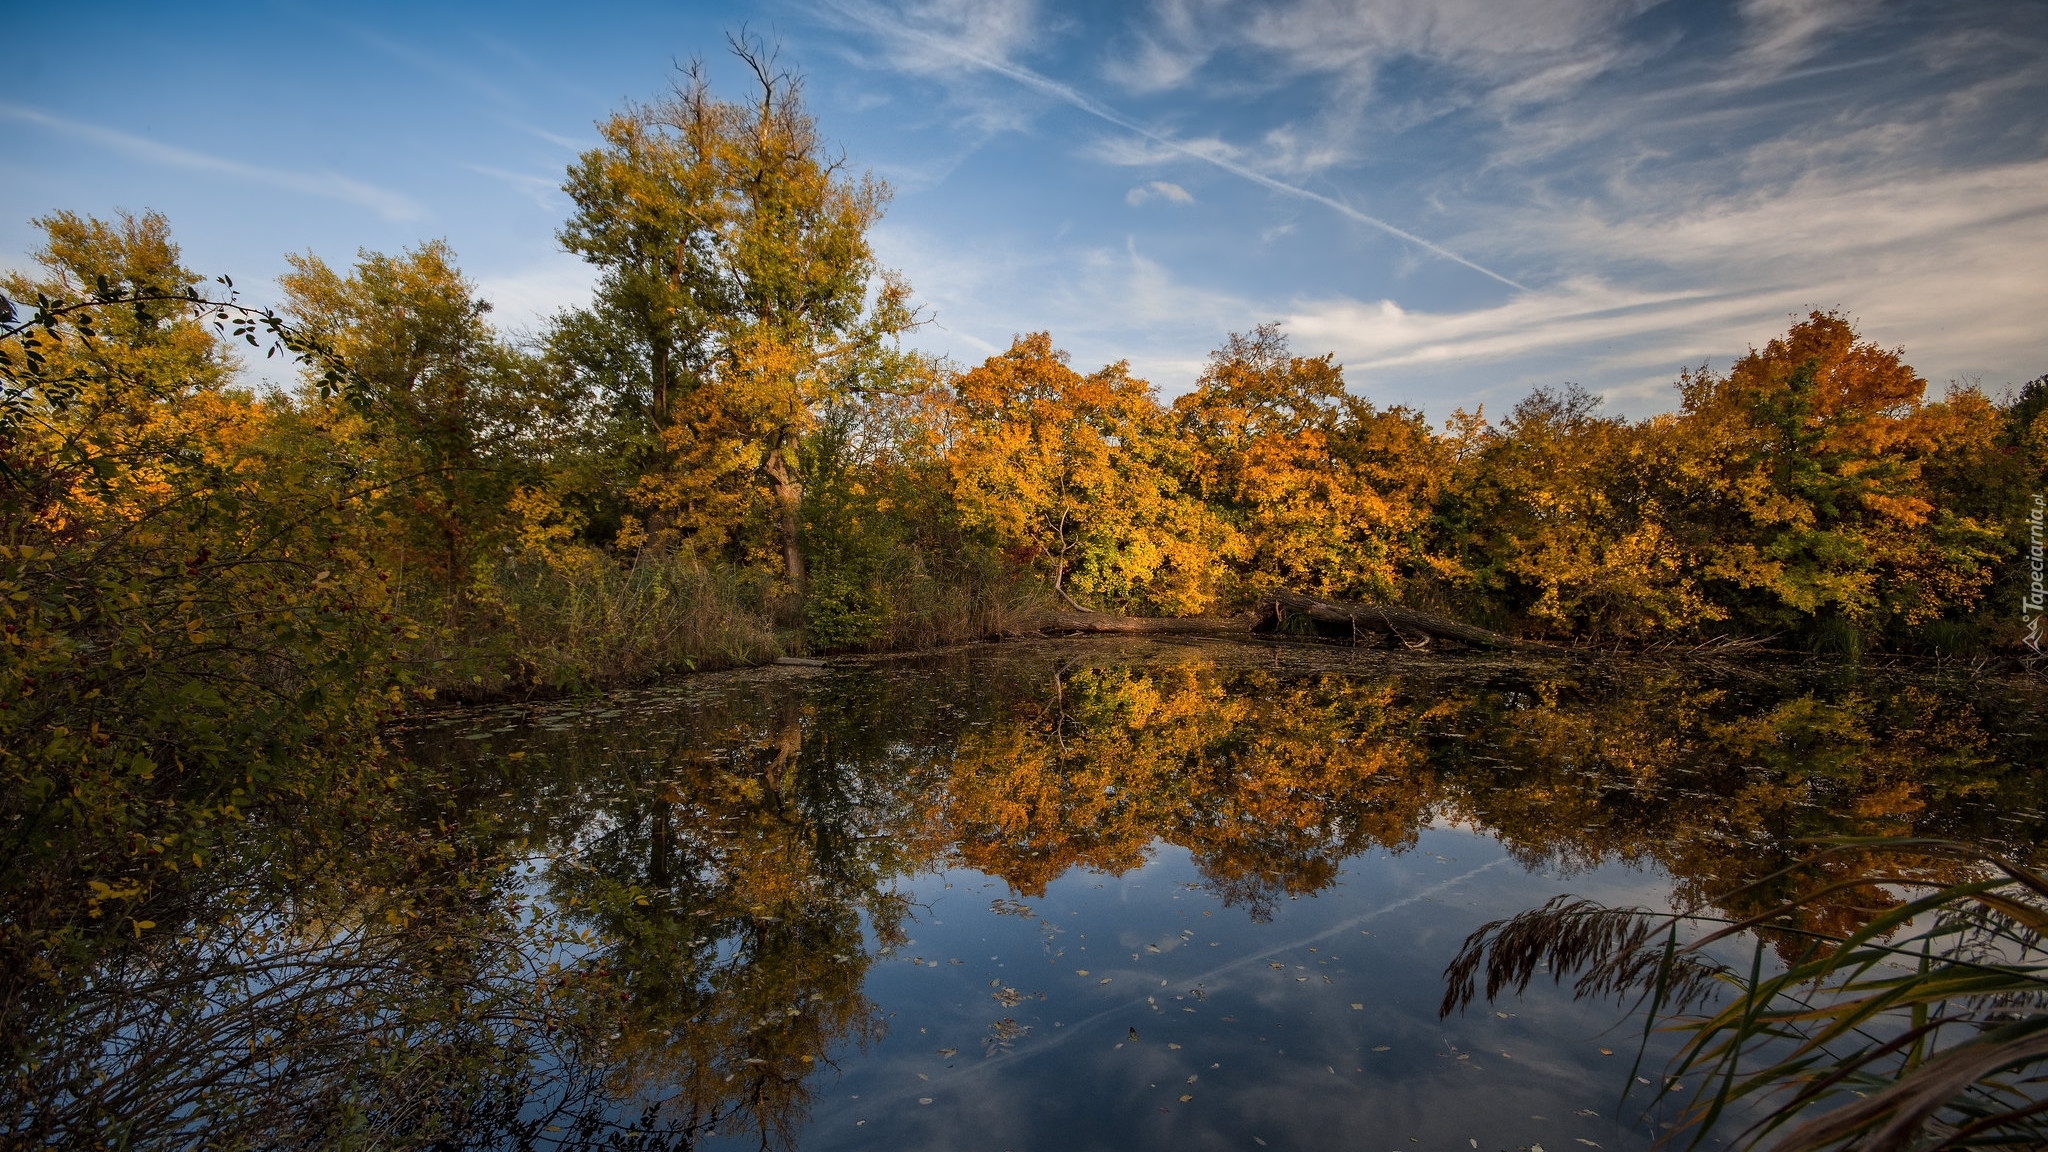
[2,48,2046,973]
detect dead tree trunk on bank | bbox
[1255,590,1525,650]
[1012,590,1531,651]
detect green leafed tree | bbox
[279,241,551,626]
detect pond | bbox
[13,638,2048,1149]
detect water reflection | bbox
[7,640,2044,1147]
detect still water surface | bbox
[378,638,2044,1150]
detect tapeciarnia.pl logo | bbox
[2028,492,2045,655]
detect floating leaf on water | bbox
[1350,1003,1364,1010]
[1128,1028,1141,1042]
[936,1048,956,1057]
[918,1098,933,1105]
[1372,1045,1390,1052]
[1576,1142,1600,1148]
[1167,1042,1181,1050]
[1076,969,1089,976]
[1099,978,1112,984]
[1598,1048,1613,1056]
[1179,1094,1193,1102]
[1147,944,1161,953]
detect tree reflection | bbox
[5,647,2043,1146]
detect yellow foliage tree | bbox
[947,334,1229,614]
[1662,311,2008,643]
[1173,324,1446,605]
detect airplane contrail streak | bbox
[825,1,1529,293]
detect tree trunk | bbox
[761,435,806,594]
[1255,590,1527,650]
[995,591,1531,651]
[650,335,672,431]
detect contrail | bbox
[824,1,1528,293]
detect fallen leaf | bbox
[1168,1042,1181,1050]
[1179,1094,1193,1103]
[1350,1003,1365,1010]
[1598,1048,1614,1056]
[1372,1045,1390,1052]
[1076,969,1089,976]
[918,1097,933,1105]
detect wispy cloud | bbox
[329,18,523,108]
[507,120,595,151]
[1105,0,1652,105]
[1282,153,2048,409]
[1735,0,1883,75]
[467,165,562,211]
[822,0,1531,291]
[0,104,424,221]
[474,254,596,331]
[1125,179,1193,205]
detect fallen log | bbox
[1255,590,1523,650]
[1034,611,1255,636]
[1009,593,1525,651]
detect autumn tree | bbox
[279,242,548,624]
[1448,386,1715,638]
[1173,324,1445,605]
[554,37,915,589]
[948,334,1226,614]
[1660,311,2006,648]
[1,212,397,971]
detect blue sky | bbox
[5,0,2043,417]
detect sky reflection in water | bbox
[393,639,2047,1151]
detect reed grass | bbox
[1443,838,2048,1151]
[481,548,780,692]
